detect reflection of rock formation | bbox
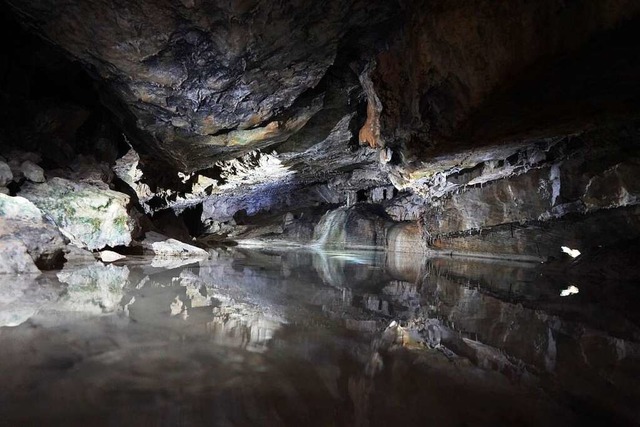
[311,249,387,289]
[0,248,639,424]
[0,274,62,327]
[396,257,640,424]
[57,262,129,314]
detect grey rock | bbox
[20,160,45,183]
[20,178,135,250]
[64,245,97,263]
[141,231,208,259]
[313,204,392,249]
[0,238,41,274]
[0,194,67,270]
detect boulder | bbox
[20,177,135,250]
[0,194,67,270]
[20,160,45,183]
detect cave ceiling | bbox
[4,0,640,211]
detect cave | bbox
[1,0,640,425]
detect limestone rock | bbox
[313,204,392,249]
[20,160,45,183]
[99,250,126,263]
[141,231,208,258]
[374,1,640,162]
[113,148,153,209]
[0,238,40,274]
[20,177,135,250]
[0,194,67,270]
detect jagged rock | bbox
[421,156,640,237]
[113,148,153,208]
[20,160,45,183]
[0,194,67,270]
[0,160,12,186]
[20,177,135,250]
[99,250,126,263]
[141,231,208,258]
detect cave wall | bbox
[374,0,640,157]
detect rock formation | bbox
[0,0,639,278]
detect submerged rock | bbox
[20,177,135,250]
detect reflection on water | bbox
[1,248,639,426]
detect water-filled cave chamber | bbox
[1,0,640,425]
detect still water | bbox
[1,248,639,426]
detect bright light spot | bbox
[560,285,579,297]
[561,246,581,258]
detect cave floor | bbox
[1,248,638,426]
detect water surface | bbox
[1,248,639,426]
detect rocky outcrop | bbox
[20,178,135,251]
